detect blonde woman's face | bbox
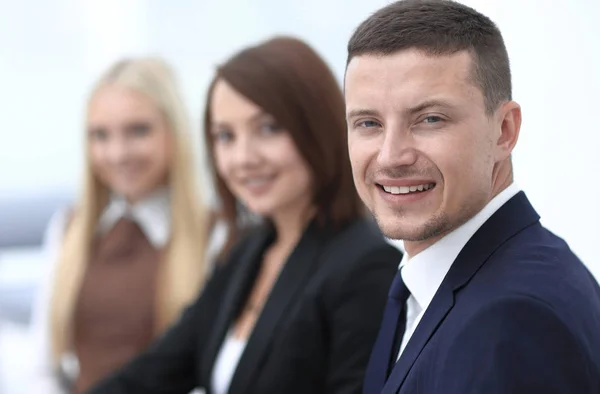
[87,85,173,202]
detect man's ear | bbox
[494,101,522,161]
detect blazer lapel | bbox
[383,192,540,394]
[227,221,327,394]
[201,226,275,386]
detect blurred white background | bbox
[0,0,599,392]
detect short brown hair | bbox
[204,36,364,256]
[347,0,511,114]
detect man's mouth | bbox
[379,183,436,195]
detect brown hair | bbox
[204,36,364,257]
[347,0,511,114]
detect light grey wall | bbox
[0,0,598,272]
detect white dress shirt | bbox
[396,183,521,360]
[211,331,248,394]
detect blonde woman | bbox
[28,57,216,394]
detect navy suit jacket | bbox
[379,192,600,394]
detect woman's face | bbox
[210,79,313,220]
[87,85,173,202]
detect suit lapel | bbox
[383,192,540,394]
[227,221,326,394]
[201,226,275,386]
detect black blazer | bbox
[89,216,402,394]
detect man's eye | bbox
[358,120,381,128]
[423,116,442,124]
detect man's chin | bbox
[374,218,432,242]
[376,222,414,241]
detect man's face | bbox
[346,49,515,255]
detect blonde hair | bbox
[50,57,208,363]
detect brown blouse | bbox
[71,218,163,394]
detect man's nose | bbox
[377,125,418,169]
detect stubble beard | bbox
[373,207,452,242]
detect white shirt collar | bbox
[97,187,171,248]
[400,183,521,311]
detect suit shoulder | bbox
[465,227,600,351]
[330,217,397,253]
[212,224,270,272]
[499,222,585,271]
[318,217,401,275]
[484,223,599,304]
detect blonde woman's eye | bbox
[89,128,108,141]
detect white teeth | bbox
[244,176,272,186]
[382,183,434,195]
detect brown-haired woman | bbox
[89,36,401,394]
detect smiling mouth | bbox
[378,183,436,195]
[242,175,275,186]
[239,175,277,194]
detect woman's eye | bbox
[129,123,151,137]
[90,128,108,141]
[214,129,234,143]
[260,122,282,135]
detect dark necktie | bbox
[362,269,411,394]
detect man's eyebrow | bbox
[346,109,381,119]
[346,99,456,121]
[406,99,456,115]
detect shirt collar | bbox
[97,187,171,248]
[400,183,521,311]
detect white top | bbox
[27,189,227,393]
[211,331,248,394]
[97,188,171,248]
[396,183,521,360]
